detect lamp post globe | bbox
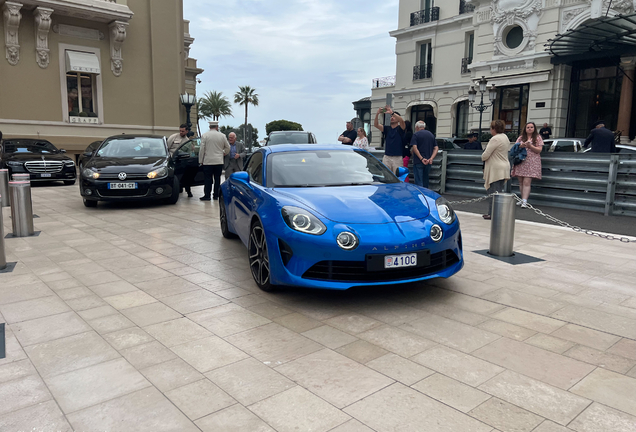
[180,93,196,132]
[468,77,497,142]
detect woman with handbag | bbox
[481,120,511,220]
[512,122,544,208]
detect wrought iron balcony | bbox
[459,0,475,14]
[372,76,396,88]
[461,57,472,74]
[410,7,440,26]
[413,64,433,80]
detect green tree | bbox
[265,119,303,135]
[220,125,236,138]
[199,91,233,122]
[234,86,259,148]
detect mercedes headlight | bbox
[82,168,99,179]
[435,197,456,225]
[7,161,22,167]
[63,160,75,166]
[147,167,168,179]
[282,206,326,235]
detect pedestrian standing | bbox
[338,121,358,145]
[224,132,246,178]
[481,120,511,219]
[167,124,189,155]
[402,120,413,183]
[464,132,482,150]
[511,122,543,208]
[199,121,230,201]
[410,121,438,188]
[583,120,616,153]
[353,128,369,149]
[373,105,406,174]
[539,123,552,141]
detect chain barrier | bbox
[448,193,635,244]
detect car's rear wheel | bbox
[219,195,237,239]
[166,177,179,205]
[83,198,97,208]
[64,180,76,186]
[248,220,275,292]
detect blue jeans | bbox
[413,163,431,188]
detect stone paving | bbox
[0,184,635,432]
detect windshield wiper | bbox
[276,184,323,188]
[326,183,373,187]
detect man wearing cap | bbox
[199,121,230,201]
[374,105,406,173]
[464,133,482,150]
[167,124,189,155]
[584,120,616,153]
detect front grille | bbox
[302,250,460,282]
[25,161,63,173]
[98,189,148,197]
[99,173,149,180]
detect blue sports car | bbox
[219,145,463,291]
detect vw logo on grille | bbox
[118,172,127,181]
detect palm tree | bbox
[199,91,233,122]
[234,86,259,148]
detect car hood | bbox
[3,153,72,162]
[273,183,430,224]
[86,157,166,173]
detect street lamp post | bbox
[468,76,497,141]
[180,93,196,133]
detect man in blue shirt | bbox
[224,132,246,177]
[374,105,405,174]
[410,121,438,188]
[338,121,358,145]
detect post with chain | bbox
[604,154,619,217]
[440,151,448,194]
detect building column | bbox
[617,56,636,144]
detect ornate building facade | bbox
[366,0,636,146]
[0,0,203,154]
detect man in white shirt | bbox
[199,121,230,201]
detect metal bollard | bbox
[489,193,516,257]
[0,202,6,270]
[9,181,34,237]
[0,169,9,207]
[12,173,30,182]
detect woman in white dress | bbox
[353,128,369,149]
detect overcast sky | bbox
[183,0,398,143]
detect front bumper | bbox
[265,217,463,290]
[7,165,76,182]
[80,177,174,201]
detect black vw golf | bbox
[0,139,77,185]
[80,135,204,207]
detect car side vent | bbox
[278,239,293,266]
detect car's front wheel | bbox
[219,195,237,239]
[166,177,179,205]
[248,220,275,292]
[83,198,97,208]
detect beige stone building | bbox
[364,0,636,146]
[0,0,203,155]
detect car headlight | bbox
[435,197,456,225]
[337,232,359,250]
[82,168,100,179]
[282,206,326,235]
[7,161,22,167]
[63,160,75,167]
[147,167,168,179]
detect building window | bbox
[493,84,529,137]
[456,100,469,137]
[59,45,104,125]
[504,26,524,50]
[462,33,474,74]
[66,73,97,119]
[411,105,437,135]
[414,42,433,80]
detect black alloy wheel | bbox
[248,220,274,291]
[219,196,237,239]
[166,177,180,205]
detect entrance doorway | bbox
[410,105,437,135]
[493,84,529,137]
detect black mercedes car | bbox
[80,135,204,207]
[0,139,77,185]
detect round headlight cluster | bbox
[281,206,326,236]
[337,232,359,250]
[435,197,456,225]
[430,224,443,242]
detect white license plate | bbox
[108,183,137,190]
[40,174,51,178]
[384,253,417,269]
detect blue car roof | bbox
[263,144,356,154]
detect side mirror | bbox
[396,167,409,182]
[60,149,67,153]
[83,151,93,157]
[231,171,250,183]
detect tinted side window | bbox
[554,141,575,152]
[246,152,263,185]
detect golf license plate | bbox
[384,253,417,269]
[108,183,137,190]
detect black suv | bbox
[0,139,76,185]
[80,135,205,207]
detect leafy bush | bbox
[266,120,303,135]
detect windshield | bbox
[268,150,399,187]
[96,137,167,158]
[3,140,59,154]
[268,133,312,145]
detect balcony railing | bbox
[413,64,433,80]
[459,0,475,14]
[461,57,472,74]
[410,7,440,26]
[372,76,396,88]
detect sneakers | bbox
[521,203,528,209]
[517,199,528,208]
[516,201,522,206]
